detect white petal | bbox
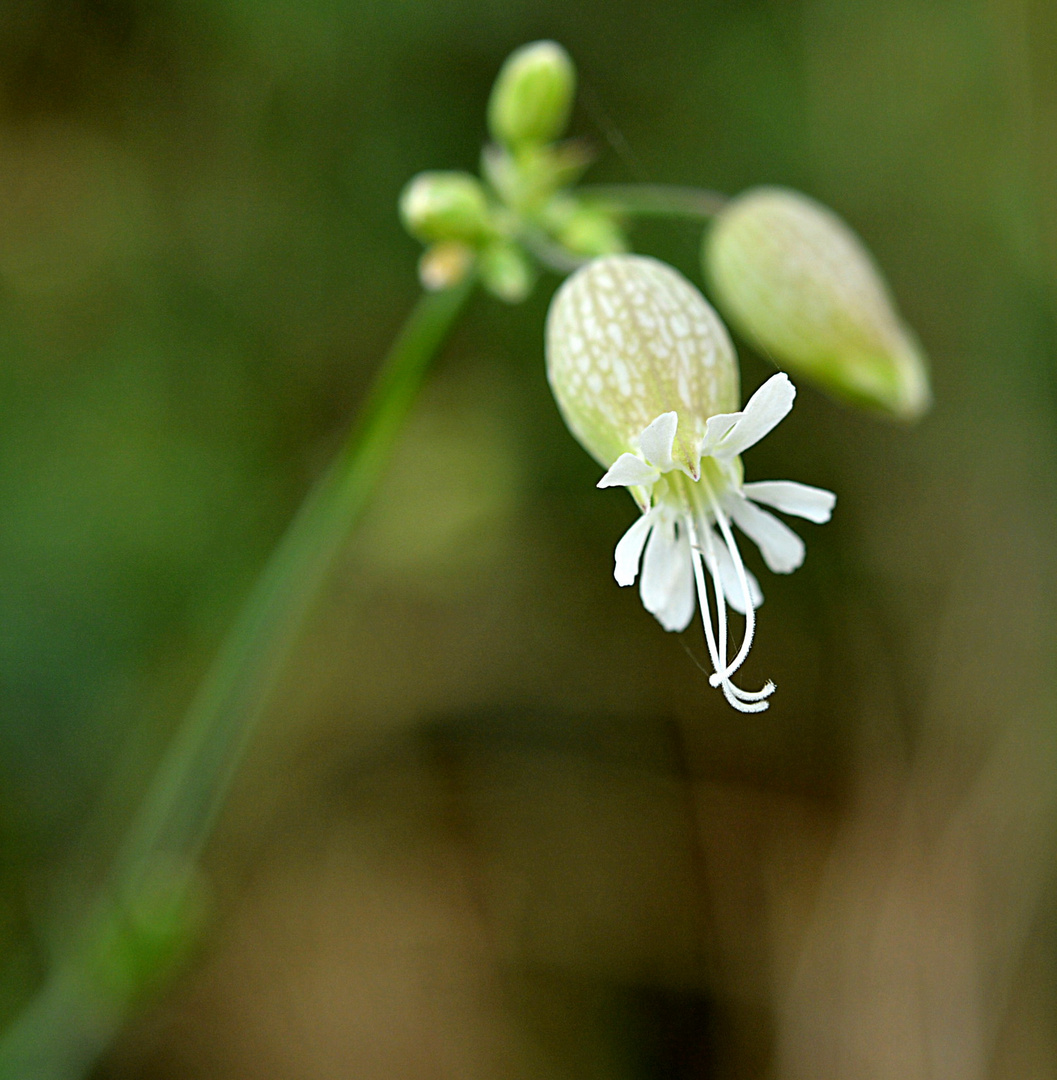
[725,492,805,574]
[742,480,836,523]
[709,534,764,614]
[640,517,696,632]
[638,411,678,470]
[613,512,654,586]
[713,373,796,459]
[598,453,660,489]
[699,411,742,456]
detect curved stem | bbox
[117,274,474,889]
[581,183,728,221]
[0,275,476,1080]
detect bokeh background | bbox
[1,0,1056,1077]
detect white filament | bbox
[699,522,774,705]
[685,512,774,713]
[701,476,764,687]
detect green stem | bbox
[0,966,123,1080]
[118,275,473,888]
[582,183,728,220]
[0,275,475,1080]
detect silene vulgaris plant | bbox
[1,40,933,1077]
[401,39,929,710]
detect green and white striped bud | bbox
[704,186,931,420]
[488,41,576,151]
[547,255,739,479]
[399,171,493,245]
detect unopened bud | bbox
[399,172,492,245]
[488,41,576,151]
[704,186,931,420]
[480,241,535,303]
[418,241,475,291]
[557,205,626,257]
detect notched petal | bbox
[637,411,678,471]
[742,480,836,523]
[598,453,660,489]
[614,512,654,586]
[725,492,806,573]
[640,517,696,631]
[699,411,741,456]
[713,373,796,459]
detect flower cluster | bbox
[547,255,834,712]
[398,40,931,713]
[399,41,626,303]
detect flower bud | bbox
[557,205,626,257]
[399,171,493,245]
[547,254,739,477]
[418,241,475,291]
[704,186,931,420]
[480,241,535,303]
[540,195,626,255]
[488,41,576,150]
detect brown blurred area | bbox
[0,0,1054,1077]
[108,361,1057,1077]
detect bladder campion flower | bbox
[704,186,931,420]
[546,255,835,712]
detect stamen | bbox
[685,512,773,713]
[701,475,763,686]
[699,523,774,704]
[684,514,725,678]
[697,523,730,681]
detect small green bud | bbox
[399,171,493,245]
[418,241,475,291]
[704,186,931,420]
[557,205,627,257]
[540,195,625,256]
[480,241,535,303]
[488,41,576,150]
[547,254,739,476]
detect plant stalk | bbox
[0,275,475,1080]
[115,274,474,891]
[582,183,728,220]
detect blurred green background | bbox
[1,0,1055,1077]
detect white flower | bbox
[546,254,835,713]
[598,373,834,712]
